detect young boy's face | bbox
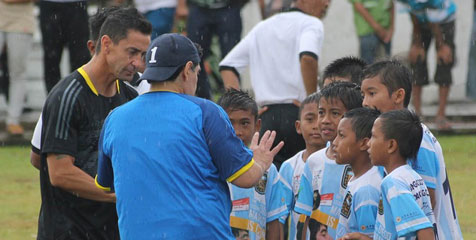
[296,102,325,149]
[367,118,387,166]
[322,76,351,88]
[226,109,260,146]
[332,118,360,165]
[318,97,348,142]
[361,75,399,113]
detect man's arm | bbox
[300,54,318,95]
[221,68,241,90]
[231,131,284,188]
[30,151,41,170]
[47,153,115,202]
[353,2,392,43]
[266,219,281,240]
[416,227,435,240]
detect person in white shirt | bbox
[220,0,330,170]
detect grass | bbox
[0,135,475,239]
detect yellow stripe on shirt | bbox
[227,159,254,182]
[310,209,339,229]
[95,175,111,192]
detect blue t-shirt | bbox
[294,147,353,239]
[374,165,435,240]
[407,124,463,239]
[96,91,254,239]
[229,164,288,240]
[336,167,382,239]
[398,0,456,23]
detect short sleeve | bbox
[96,116,114,192]
[266,164,288,222]
[298,21,324,59]
[382,179,433,237]
[278,162,295,214]
[201,101,253,182]
[411,142,439,189]
[294,163,314,216]
[353,187,380,237]
[219,32,252,74]
[41,86,81,157]
[31,114,42,153]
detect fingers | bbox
[258,106,269,116]
[264,131,276,150]
[270,141,284,156]
[250,132,260,149]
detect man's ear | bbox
[87,40,96,56]
[295,120,302,135]
[387,139,398,155]
[101,35,112,54]
[392,88,405,107]
[182,61,194,81]
[359,137,370,151]
[255,118,261,133]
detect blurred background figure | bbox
[0,0,35,135]
[467,0,476,100]
[39,0,90,93]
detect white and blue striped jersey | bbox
[336,167,382,239]
[398,0,457,23]
[279,150,310,240]
[374,165,435,240]
[294,147,353,239]
[229,164,288,240]
[406,124,463,239]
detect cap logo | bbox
[149,46,158,64]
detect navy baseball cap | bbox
[140,33,200,82]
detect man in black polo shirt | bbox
[37,8,151,239]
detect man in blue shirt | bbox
[95,33,284,239]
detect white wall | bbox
[241,0,473,102]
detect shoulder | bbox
[179,94,226,116]
[45,71,85,108]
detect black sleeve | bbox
[219,65,241,79]
[299,51,318,60]
[40,88,81,158]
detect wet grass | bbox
[0,136,475,239]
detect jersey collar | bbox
[77,66,120,96]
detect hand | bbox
[383,27,394,44]
[258,106,268,116]
[376,27,388,43]
[437,43,453,65]
[409,44,426,64]
[250,131,284,171]
[338,232,372,240]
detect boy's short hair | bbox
[344,108,380,140]
[319,82,363,111]
[298,92,320,120]
[217,89,258,121]
[96,7,152,53]
[89,6,120,41]
[379,109,423,161]
[322,56,367,85]
[362,60,413,108]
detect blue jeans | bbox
[144,8,176,40]
[359,33,391,64]
[467,11,476,99]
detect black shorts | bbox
[411,20,455,87]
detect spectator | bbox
[220,0,329,169]
[349,0,394,64]
[39,0,90,92]
[467,0,476,100]
[397,0,457,130]
[0,0,35,135]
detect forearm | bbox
[47,154,115,202]
[221,69,241,90]
[30,150,41,170]
[300,55,318,95]
[416,227,435,240]
[231,162,264,188]
[354,3,386,32]
[266,219,280,240]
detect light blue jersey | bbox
[398,0,457,23]
[229,164,288,240]
[336,167,382,239]
[294,147,353,239]
[407,124,463,239]
[374,165,435,240]
[279,150,310,240]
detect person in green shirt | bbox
[349,0,394,64]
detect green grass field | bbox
[1,135,475,239]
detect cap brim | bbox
[139,66,180,82]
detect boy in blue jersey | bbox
[218,89,288,240]
[361,60,462,239]
[322,56,367,87]
[279,93,326,240]
[294,82,363,239]
[343,109,435,239]
[332,108,381,239]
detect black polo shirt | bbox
[37,68,137,240]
